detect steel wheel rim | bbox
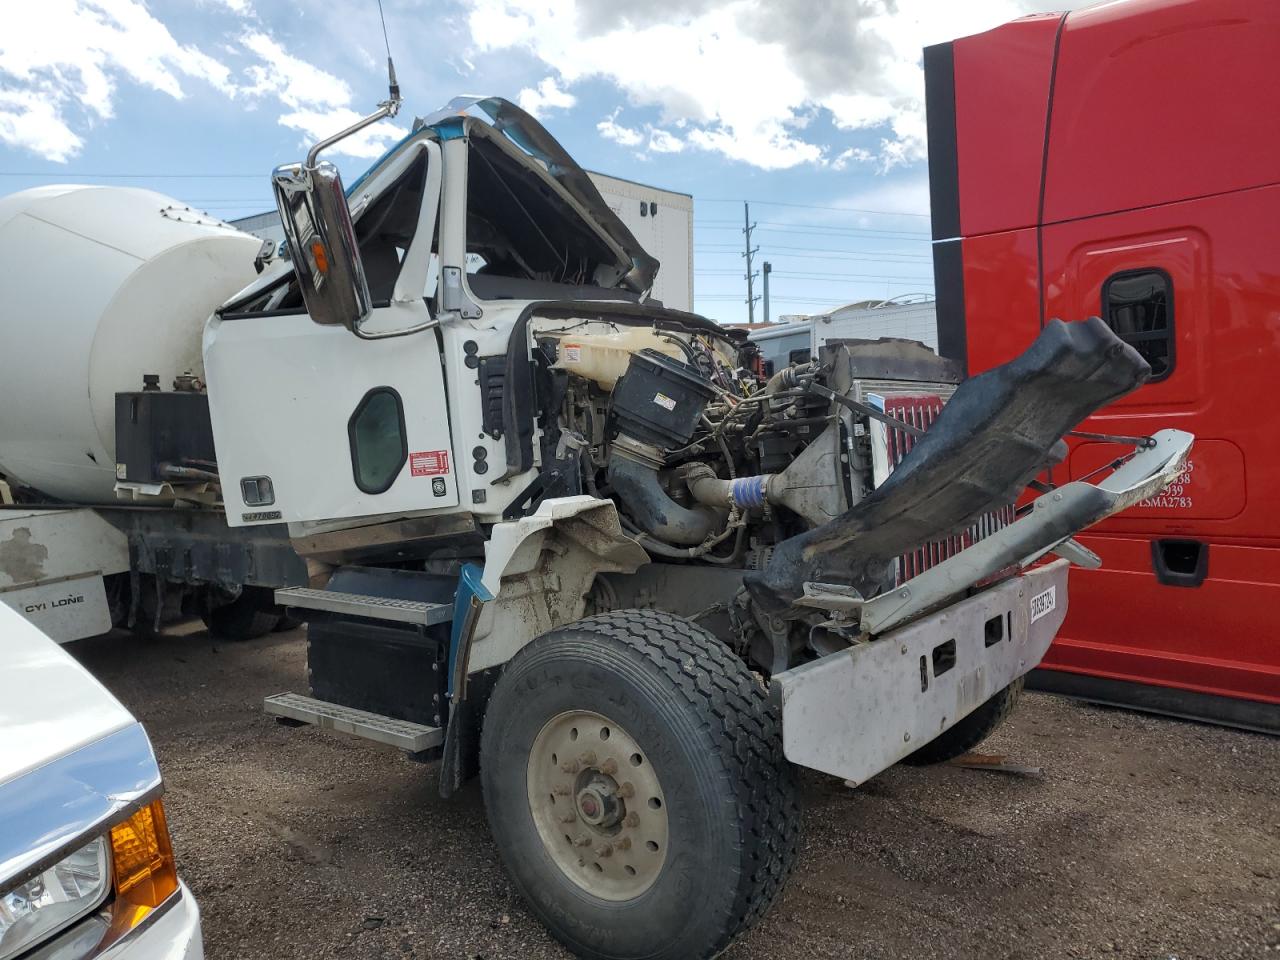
[526,709,669,902]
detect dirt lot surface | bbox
[70,624,1278,960]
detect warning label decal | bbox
[410,450,450,477]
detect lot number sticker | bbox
[1030,585,1057,623]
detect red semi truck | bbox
[925,0,1279,731]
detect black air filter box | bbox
[610,349,716,450]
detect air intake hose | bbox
[606,349,721,546]
[608,452,721,546]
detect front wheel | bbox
[480,610,799,960]
[200,586,281,641]
[901,678,1024,765]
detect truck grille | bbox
[868,391,1016,584]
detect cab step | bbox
[274,586,453,626]
[264,692,443,752]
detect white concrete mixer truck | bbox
[0,90,1191,960]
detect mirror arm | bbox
[306,96,403,171]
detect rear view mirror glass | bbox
[272,161,372,331]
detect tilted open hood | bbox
[414,96,660,295]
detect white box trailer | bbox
[810,297,938,352]
[584,171,693,311]
[747,298,938,374]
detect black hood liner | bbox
[745,317,1151,614]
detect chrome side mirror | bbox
[272,161,372,331]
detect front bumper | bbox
[103,883,203,960]
[771,559,1069,785]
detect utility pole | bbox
[742,201,760,323]
[762,261,772,324]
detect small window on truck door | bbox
[348,387,408,494]
[1102,269,1174,381]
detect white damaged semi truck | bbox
[0,93,1191,959]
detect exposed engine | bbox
[528,314,964,665]
[528,310,1156,675]
[539,318,954,575]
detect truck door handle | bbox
[1151,539,1208,587]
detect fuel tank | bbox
[0,186,262,502]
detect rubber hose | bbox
[608,455,721,546]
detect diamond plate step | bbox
[274,587,453,626]
[264,692,443,752]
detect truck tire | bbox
[902,678,1024,766]
[200,587,281,641]
[480,609,799,960]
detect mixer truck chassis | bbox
[0,93,1195,960]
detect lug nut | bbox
[594,845,612,858]
[573,836,592,848]
[623,812,640,828]
[560,813,578,824]
[553,785,572,796]
[600,758,618,775]
[560,760,580,773]
[579,751,598,767]
[613,837,632,852]
[617,782,635,799]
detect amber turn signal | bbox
[310,238,330,274]
[109,799,179,929]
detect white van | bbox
[0,603,202,959]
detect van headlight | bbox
[0,837,110,960]
[0,798,180,960]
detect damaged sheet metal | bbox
[414,96,659,294]
[858,428,1192,634]
[745,317,1154,615]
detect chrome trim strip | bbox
[0,722,161,888]
[97,886,185,960]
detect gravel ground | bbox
[69,623,1278,960]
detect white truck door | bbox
[205,140,458,527]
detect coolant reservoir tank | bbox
[0,185,263,503]
[550,327,686,389]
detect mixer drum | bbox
[0,186,263,503]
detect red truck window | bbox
[1101,269,1174,382]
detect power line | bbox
[699,223,930,240]
[0,171,267,178]
[697,197,931,218]
[695,246,930,262]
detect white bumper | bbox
[106,883,203,960]
[771,559,1069,785]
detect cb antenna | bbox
[377,0,401,107]
[301,0,403,167]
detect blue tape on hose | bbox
[732,475,767,508]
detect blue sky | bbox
[0,0,1064,324]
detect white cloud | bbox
[0,1,404,162]
[648,128,685,154]
[236,29,408,156]
[597,113,643,147]
[0,0,238,160]
[465,0,1071,171]
[516,76,577,118]
[839,174,932,217]
[0,89,82,163]
[276,107,407,159]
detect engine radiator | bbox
[868,391,1017,583]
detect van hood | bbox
[0,603,135,787]
[414,95,660,295]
